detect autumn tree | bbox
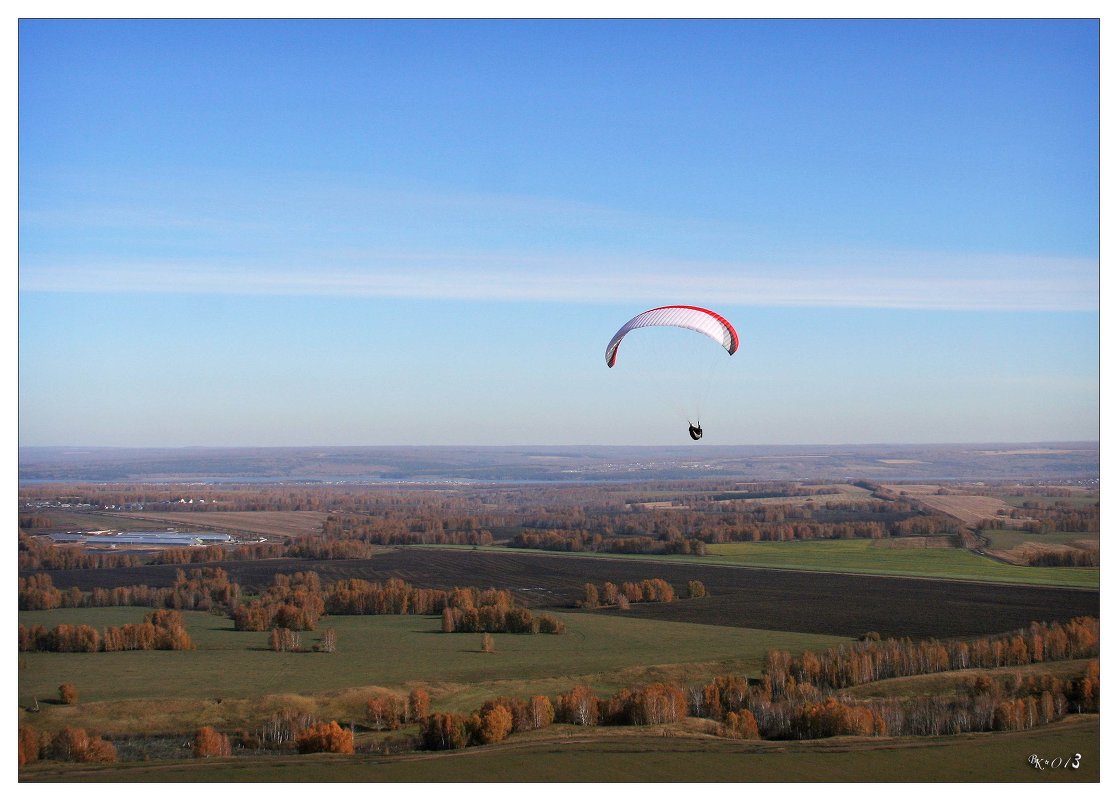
[529,695,555,730]
[603,577,621,604]
[408,688,431,722]
[581,583,599,609]
[58,683,77,705]
[269,627,301,652]
[481,633,495,653]
[421,712,469,750]
[556,685,599,726]
[49,727,116,763]
[297,720,354,754]
[18,725,41,767]
[316,628,337,653]
[475,704,513,744]
[536,614,566,634]
[193,726,232,757]
[367,694,404,731]
[722,709,760,739]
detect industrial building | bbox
[47,530,233,547]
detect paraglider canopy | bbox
[605,305,738,368]
[604,305,739,441]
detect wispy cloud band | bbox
[18,249,1098,312]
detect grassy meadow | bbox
[18,605,847,735]
[703,540,1099,588]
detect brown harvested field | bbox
[28,548,1099,641]
[110,510,329,540]
[895,492,1016,526]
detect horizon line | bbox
[18,440,1101,450]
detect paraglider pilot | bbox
[688,422,702,441]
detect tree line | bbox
[1027,549,1099,567]
[579,577,694,608]
[977,501,1099,534]
[765,617,1099,693]
[17,534,386,572]
[233,572,563,637]
[19,609,194,653]
[19,568,565,641]
[19,726,116,766]
[19,568,240,612]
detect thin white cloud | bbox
[18,248,1098,312]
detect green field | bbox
[703,540,1099,588]
[18,606,847,734]
[20,715,1100,783]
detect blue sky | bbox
[18,19,1100,446]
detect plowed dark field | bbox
[28,548,1098,640]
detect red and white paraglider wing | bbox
[605,305,739,367]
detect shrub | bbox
[58,683,77,705]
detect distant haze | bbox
[17,444,1101,484]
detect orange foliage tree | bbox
[49,727,116,763]
[18,725,42,767]
[408,688,431,721]
[367,694,404,731]
[296,721,354,754]
[193,726,232,757]
[722,709,760,739]
[555,685,599,726]
[475,705,513,745]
